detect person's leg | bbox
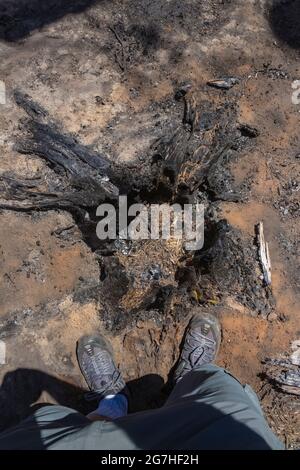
[167,364,264,415]
[0,312,284,449]
[0,335,130,449]
[0,404,89,449]
[76,335,129,421]
[91,312,282,450]
[173,315,266,416]
[159,313,283,449]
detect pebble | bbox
[267,312,277,322]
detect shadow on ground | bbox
[0,368,167,432]
[0,0,99,42]
[268,0,300,49]
[0,368,278,450]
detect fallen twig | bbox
[256,221,272,286]
[109,26,126,72]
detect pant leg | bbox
[166,364,263,412]
[159,365,284,449]
[0,366,285,450]
[89,365,284,450]
[0,405,89,450]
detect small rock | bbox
[207,77,239,90]
[267,312,277,322]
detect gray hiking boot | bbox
[77,335,127,401]
[174,312,221,383]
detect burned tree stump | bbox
[0,87,270,328]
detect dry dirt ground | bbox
[0,0,299,448]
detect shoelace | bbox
[181,328,216,373]
[83,349,124,401]
[84,372,123,402]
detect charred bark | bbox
[0,91,119,214]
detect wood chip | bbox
[257,221,272,286]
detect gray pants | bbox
[0,365,284,450]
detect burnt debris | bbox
[207,77,240,90]
[0,85,272,330]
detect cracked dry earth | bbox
[0,0,299,448]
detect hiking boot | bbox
[77,334,127,401]
[174,312,221,383]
